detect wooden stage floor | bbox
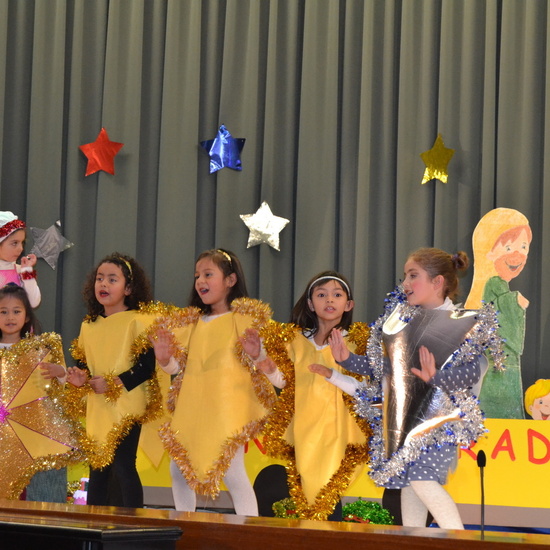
[1,499,549,550]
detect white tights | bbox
[401,480,464,530]
[170,446,259,516]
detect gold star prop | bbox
[240,201,289,251]
[420,133,455,185]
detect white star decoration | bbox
[240,201,289,251]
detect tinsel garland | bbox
[272,497,300,519]
[153,298,277,496]
[261,322,372,520]
[160,418,267,498]
[141,305,200,413]
[66,311,164,470]
[103,373,123,403]
[0,333,85,499]
[355,287,505,487]
[342,498,394,525]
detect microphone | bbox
[477,450,486,539]
[477,449,486,468]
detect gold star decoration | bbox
[420,133,455,185]
[240,201,290,251]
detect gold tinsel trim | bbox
[159,418,267,499]
[152,299,277,496]
[233,300,278,410]
[8,448,86,500]
[1,333,87,499]
[142,306,201,413]
[66,320,165,469]
[70,338,87,364]
[261,322,372,520]
[103,373,123,403]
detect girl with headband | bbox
[241,270,370,520]
[149,249,276,515]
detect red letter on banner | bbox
[491,429,516,461]
[528,429,550,465]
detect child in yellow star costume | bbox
[241,271,371,520]
[148,249,276,515]
[0,283,81,501]
[66,253,162,507]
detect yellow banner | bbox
[137,419,550,509]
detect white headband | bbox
[308,276,351,298]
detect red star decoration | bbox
[79,127,124,176]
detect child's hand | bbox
[20,254,37,268]
[67,367,88,387]
[40,362,66,380]
[148,328,174,367]
[328,328,350,362]
[88,375,122,394]
[308,364,333,378]
[239,328,261,360]
[411,345,436,382]
[256,357,277,375]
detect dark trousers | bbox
[87,423,143,508]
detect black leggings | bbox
[87,423,143,508]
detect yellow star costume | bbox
[153,298,277,498]
[0,333,83,499]
[69,310,162,469]
[261,322,371,520]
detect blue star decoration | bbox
[200,125,245,173]
[30,221,74,270]
[240,202,290,251]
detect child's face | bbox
[308,279,353,324]
[194,257,236,314]
[0,229,25,263]
[402,259,444,309]
[94,262,131,316]
[0,295,28,342]
[487,228,530,282]
[529,392,550,420]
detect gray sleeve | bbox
[431,356,481,393]
[338,352,372,376]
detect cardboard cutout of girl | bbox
[465,208,532,419]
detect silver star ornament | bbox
[30,221,74,269]
[240,201,289,251]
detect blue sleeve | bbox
[431,356,481,393]
[338,352,373,376]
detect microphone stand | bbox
[477,450,486,540]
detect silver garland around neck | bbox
[354,286,505,487]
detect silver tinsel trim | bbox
[355,286,504,487]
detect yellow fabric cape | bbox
[153,298,277,498]
[69,309,162,469]
[261,322,371,520]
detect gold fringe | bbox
[103,373,123,403]
[160,418,267,499]
[150,298,277,496]
[0,333,87,499]
[261,322,372,520]
[66,316,165,470]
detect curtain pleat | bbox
[0,0,548,388]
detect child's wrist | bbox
[21,268,37,279]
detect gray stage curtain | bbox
[0,0,548,389]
